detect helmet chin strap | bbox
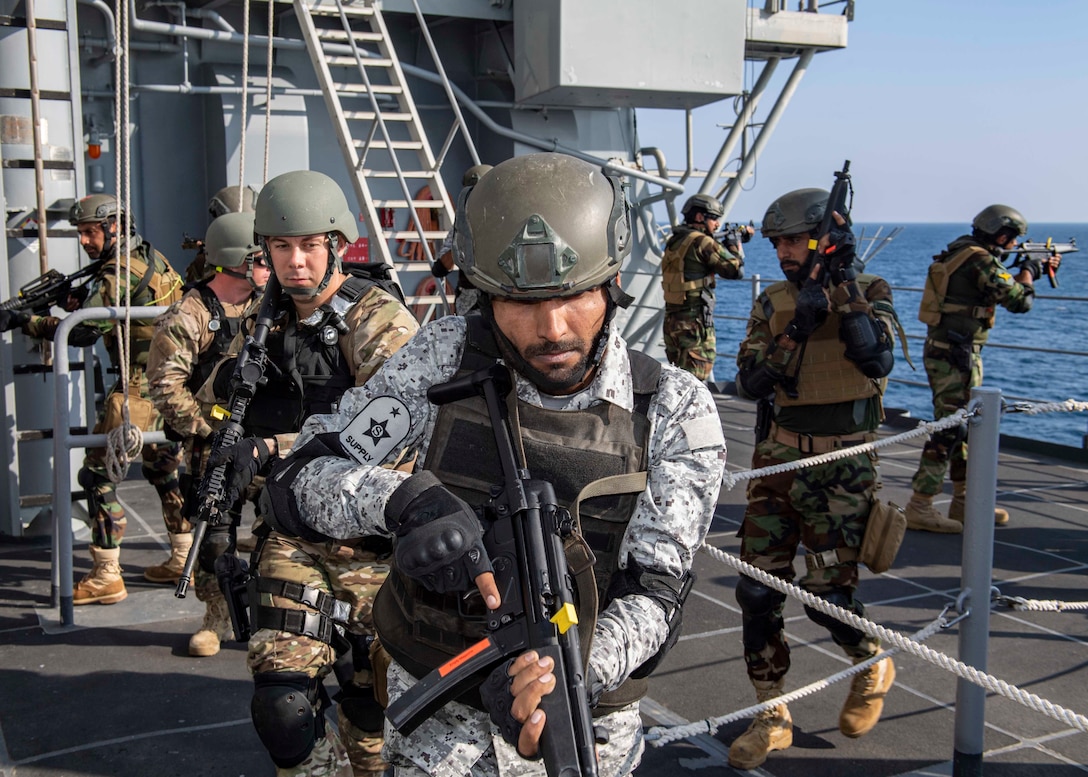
[482,280,630,395]
[262,233,340,299]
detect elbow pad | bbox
[840,312,894,379]
[604,557,695,680]
[736,361,783,400]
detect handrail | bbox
[52,306,169,628]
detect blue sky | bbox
[636,1,1088,224]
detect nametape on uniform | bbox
[681,414,726,451]
[338,395,412,465]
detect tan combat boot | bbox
[73,545,128,605]
[948,481,1009,526]
[188,592,234,657]
[839,649,896,738]
[905,493,963,534]
[728,679,793,770]
[144,531,193,583]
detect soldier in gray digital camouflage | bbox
[146,210,271,655]
[905,204,1057,533]
[0,194,185,605]
[730,187,899,770]
[197,170,418,777]
[255,152,727,777]
[661,192,746,381]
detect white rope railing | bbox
[1002,398,1088,415]
[998,596,1088,613]
[692,544,1088,735]
[722,408,972,490]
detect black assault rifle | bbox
[716,220,754,249]
[0,263,100,316]
[174,274,281,601]
[386,364,600,777]
[1002,237,1078,289]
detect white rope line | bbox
[646,616,944,746]
[722,408,972,491]
[698,544,1088,734]
[104,0,140,484]
[237,0,251,203]
[1003,399,1088,415]
[999,596,1088,613]
[262,0,274,184]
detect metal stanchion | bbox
[952,386,1001,777]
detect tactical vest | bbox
[243,272,381,437]
[662,228,713,306]
[185,283,245,395]
[765,277,883,407]
[373,314,661,715]
[100,239,184,366]
[917,242,998,330]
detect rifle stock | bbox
[386,364,599,777]
[174,274,280,599]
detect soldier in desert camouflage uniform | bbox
[257,153,727,777]
[661,193,746,381]
[905,204,1055,532]
[0,194,184,605]
[146,211,271,655]
[199,171,418,777]
[730,187,899,770]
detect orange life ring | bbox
[412,275,453,321]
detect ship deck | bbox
[1,392,1086,777]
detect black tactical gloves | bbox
[1019,256,1044,281]
[208,436,272,506]
[479,658,530,752]
[385,470,492,594]
[825,223,858,286]
[783,283,830,342]
[0,309,30,333]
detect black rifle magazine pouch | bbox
[859,499,907,574]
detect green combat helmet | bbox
[681,193,725,221]
[254,170,358,299]
[454,152,631,300]
[462,164,492,187]
[206,211,265,292]
[69,194,121,226]
[760,188,828,239]
[972,204,1028,238]
[208,185,259,219]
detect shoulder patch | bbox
[337,395,412,465]
[681,414,725,452]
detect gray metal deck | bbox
[1,392,1086,776]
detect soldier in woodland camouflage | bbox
[661,193,746,381]
[147,211,271,655]
[906,204,1057,532]
[197,171,418,777]
[730,187,899,770]
[0,195,185,605]
[256,153,727,777]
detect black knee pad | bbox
[198,524,236,574]
[736,575,786,653]
[251,671,325,768]
[803,587,866,648]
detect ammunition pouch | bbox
[858,499,907,574]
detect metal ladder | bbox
[294,0,456,315]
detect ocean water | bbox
[711,223,1088,449]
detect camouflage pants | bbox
[738,437,881,683]
[910,339,982,496]
[663,307,716,382]
[81,371,183,548]
[248,531,390,777]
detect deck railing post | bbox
[952,386,1001,777]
